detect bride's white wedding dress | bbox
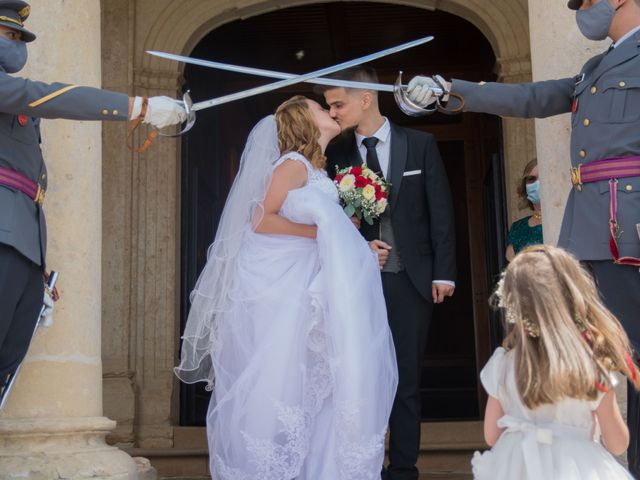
[204,151,398,480]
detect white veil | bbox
[175,115,280,388]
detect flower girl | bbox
[473,245,640,480]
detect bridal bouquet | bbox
[334,164,390,225]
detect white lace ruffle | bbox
[335,401,388,479]
[212,278,334,480]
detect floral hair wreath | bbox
[495,273,638,388]
[494,275,587,339]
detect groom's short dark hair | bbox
[314,67,379,95]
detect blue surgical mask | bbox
[0,37,28,73]
[576,0,617,41]
[526,180,541,205]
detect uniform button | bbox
[41,174,46,181]
[619,81,626,87]
[583,119,590,127]
[102,109,109,115]
[626,185,633,192]
[579,150,587,158]
[590,86,597,94]
[112,109,119,116]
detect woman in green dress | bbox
[505,159,542,262]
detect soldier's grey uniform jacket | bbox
[0,65,129,266]
[450,30,640,262]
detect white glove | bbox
[130,96,188,129]
[40,291,54,327]
[406,75,450,108]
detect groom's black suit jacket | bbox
[326,122,456,301]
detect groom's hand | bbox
[369,240,391,269]
[350,215,361,229]
[432,282,455,304]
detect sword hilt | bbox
[45,270,59,294]
[155,91,196,138]
[393,72,464,117]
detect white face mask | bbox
[576,0,618,41]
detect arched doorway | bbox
[179,1,505,426]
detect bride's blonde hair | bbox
[493,245,640,409]
[275,95,326,170]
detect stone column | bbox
[527,0,607,244]
[495,55,537,225]
[0,1,137,478]
[100,0,183,451]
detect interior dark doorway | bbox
[179,1,506,426]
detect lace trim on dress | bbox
[212,274,335,480]
[214,403,308,480]
[335,402,388,480]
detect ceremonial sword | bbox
[147,50,444,98]
[148,35,446,135]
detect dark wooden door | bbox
[179,2,504,426]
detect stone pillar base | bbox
[0,417,138,479]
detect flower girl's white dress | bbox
[472,347,634,480]
[207,153,398,480]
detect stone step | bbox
[127,421,486,479]
[159,476,471,480]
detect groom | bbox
[321,67,456,480]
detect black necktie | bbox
[362,137,383,178]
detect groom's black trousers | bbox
[382,270,432,480]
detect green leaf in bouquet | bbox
[364,212,374,225]
[344,204,356,217]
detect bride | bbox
[175,95,398,479]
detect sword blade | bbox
[154,36,433,112]
[147,50,396,92]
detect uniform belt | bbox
[0,166,45,206]
[571,155,640,191]
[570,155,640,267]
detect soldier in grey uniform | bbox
[0,0,187,402]
[406,0,640,474]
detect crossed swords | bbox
[147,35,462,136]
[0,38,452,409]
